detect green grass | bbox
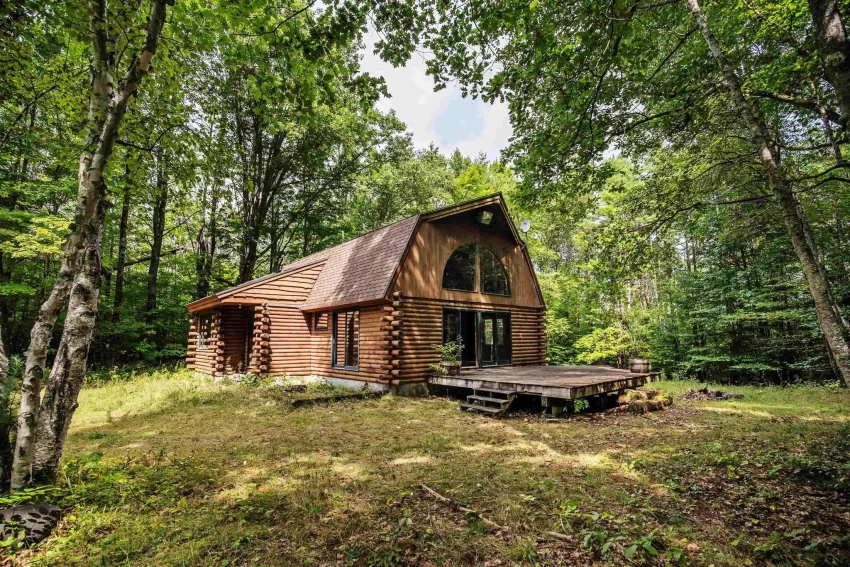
[13,371,850,566]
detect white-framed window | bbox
[197,314,212,350]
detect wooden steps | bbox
[460,388,517,416]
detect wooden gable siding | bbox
[227,262,325,303]
[397,297,546,380]
[310,305,390,383]
[394,217,543,308]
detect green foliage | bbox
[432,339,464,363]
[2,0,848,391]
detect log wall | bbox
[193,313,218,374]
[397,297,547,381]
[248,303,270,377]
[268,306,312,376]
[310,305,390,383]
[218,307,252,374]
[185,315,198,370]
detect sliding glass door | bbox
[478,312,511,367]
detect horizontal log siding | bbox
[193,315,218,374]
[268,306,312,376]
[230,263,324,302]
[398,297,547,380]
[310,306,390,383]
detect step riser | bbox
[467,395,511,406]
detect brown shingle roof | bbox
[201,214,420,311]
[299,214,419,309]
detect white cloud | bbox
[360,30,512,163]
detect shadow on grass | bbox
[27,377,850,566]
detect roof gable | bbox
[188,193,544,312]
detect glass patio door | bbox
[478,312,511,367]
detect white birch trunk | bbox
[11,0,172,487]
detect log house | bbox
[186,193,547,392]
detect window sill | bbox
[332,365,359,371]
[442,287,511,298]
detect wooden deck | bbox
[430,364,660,400]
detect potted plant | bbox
[432,339,464,376]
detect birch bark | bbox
[11,0,172,488]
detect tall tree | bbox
[808,0,850,126]
[145,151,168,313]
[12,0,172,489]
[683,0,850,386]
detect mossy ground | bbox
[10,371,850,566]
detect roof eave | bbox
[187,295,221,312]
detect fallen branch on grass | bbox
[419,484,509,531]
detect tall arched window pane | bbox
[442,243,476,291]
[480,246,510,295]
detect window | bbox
[441,244,510,296]
[333,310,360,369]
[314,312,328,331]
[441,243,476,291]
[483,318,494,346]
[197,314,212,350]
[479,246,510,295]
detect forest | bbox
[1,0,850,564]
[4,0,849,386]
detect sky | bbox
[359,30,513,162]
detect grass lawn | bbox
[11,371,850,566]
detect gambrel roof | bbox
[187,193,542,312]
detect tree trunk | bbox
[10,170,82,489]
[686,0,850,387]
[195,182,217,300]
[808,0,850,127]
[112,171,131,324]
[0,321,12,491]
[12,0,171,488]
[238,222,261,284]
[31,171,107,484]
[146,153,168,313]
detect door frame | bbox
[442,307,478,366]
[477,310,512,367]
[442,307,512,368]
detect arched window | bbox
[441,244,510,296]
[442,243,476,291]
[479,246,510,295]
